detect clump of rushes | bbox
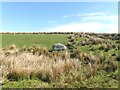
[87,62,98,76]
[112,44,116,49]
[68,34,78,46]
[4,44,19,56]
[27,45,49,56]
[73,49,83,60]
[69,37,76,42]
[19,46,27,53]
[66,42,74,50]
[61,51,70,60]
[88,37,104,45]
[82,52,105,69]
[84,38,90,45]
[70,49,78,58]
[67,35,73,39]
[107,44,113,50]
[31,44,41,55]
[97,53,106,64]
[52,51,60,61]
[9,44,16,50]
[82,53,89,64]
[87,53,96,64]
[116,55,120,61]
[106,57,118,72]
[81,41,86,46]
[43,47,49,56]
[98,44,107,50]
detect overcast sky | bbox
[2,2,118,33]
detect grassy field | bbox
[2,34,68,49]
[0,33,119,88]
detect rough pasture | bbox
[0,33,119,88]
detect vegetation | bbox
[2,34,68,49]
[0,32,119,88]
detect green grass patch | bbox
[2,34,68,49]
[2,79,49,88]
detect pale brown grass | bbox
[0,49,82,82]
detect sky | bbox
[2,2,118,33]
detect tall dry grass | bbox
[0,48,83,83]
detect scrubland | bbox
[0,32,119,88]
